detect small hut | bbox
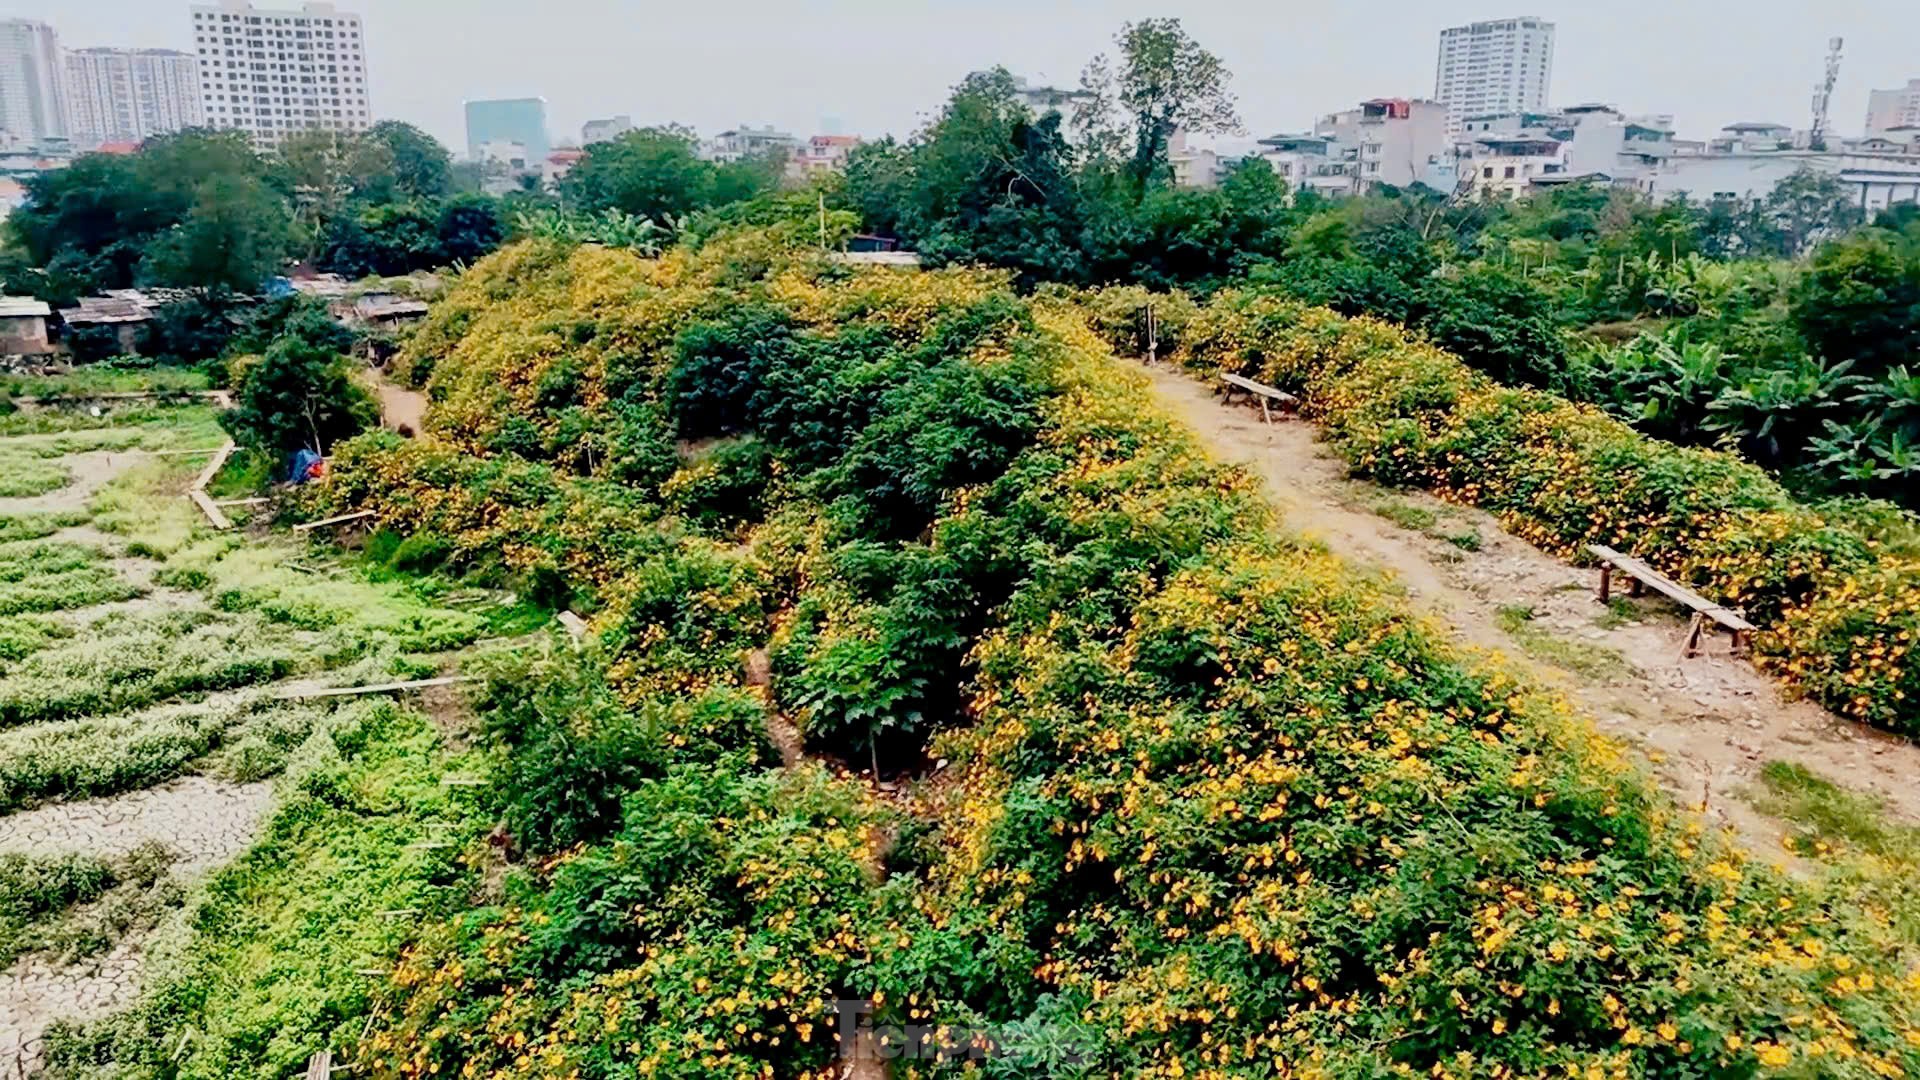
[0,296,53,356]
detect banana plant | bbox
[1705,355,1863,466]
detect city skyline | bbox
[0,1,1916,156]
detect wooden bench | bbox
[1218,372,1300,424]
[1586,544,1756,658]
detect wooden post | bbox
[1627,576,1646,598]
[1597,564,1612,602]
[1680,613,1706,659]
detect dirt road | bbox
[1139,361,1920,852]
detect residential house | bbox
[58,294,152,355]
[0,295,52,355]
[702,125,797,164]
[1313,99,1451,194]
[1470,133,1565,198]
[786,134,861,182]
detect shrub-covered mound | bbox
[193,237,1920,1080]
[1078,288,1920,740]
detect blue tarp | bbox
[288,449,323,485]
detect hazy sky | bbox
[9,0,1917,152]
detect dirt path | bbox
[364,367,427,434]
[1139,362,1920,851]
[0,451,136,516]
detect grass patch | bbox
[0,697,358,812]
[0,450,71,497]
[159,537,487,657]
[1494,603,1627,679]
[1442,528,1483,551]
[1593,597,1643,629]
[0,364,211,400]
[1754,761,1920,861]
[0,842,178,969]
[1752,761,1920,946]
[0,510,87,543]
[0,564,142,617]
[88,457,206,558]
[1371,497,1437,531]
[0,608,301,728]
[204,447,276,501]
[44,705,489,1080]
[0,613,76,662]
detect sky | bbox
[7,0,1918,153]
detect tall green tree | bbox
[139,174,294,292]
[561,126,768,224]
[221,311,374,456]
[1100,19,1242,187]
[359,120,454,202]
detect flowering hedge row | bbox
[303,239,1919,1078]
[1077,288,1920,739]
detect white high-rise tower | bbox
[190,0,371,149]
[0,18,71,142]
[1434,16,1556,139]
[67,48,206,145]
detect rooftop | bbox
[59,296,151,324]
[0,296,51,319]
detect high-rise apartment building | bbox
[465,98,549,163]
[1434,16,1555,139]
[190,0,370,149]
[0,18,71,142]
[67,48,205,145]
[1866,80,1920,136]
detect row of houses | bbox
[1172,98,1920,211]
[0,278,429,361]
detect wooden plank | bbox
[293,509,376,533]
[1586,544,1755,631]
[273,675,474,702]
[213,496,269,507]
[188,488,232,530]
[304,1049,333,1080]
[1220,372,1301,405]
[556,611,589,640]
[190,441,234,492]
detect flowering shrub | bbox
[1082,286,1920,739]
[306,236,1920,1079]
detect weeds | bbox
[0,451,71,497]
[0,608,301,728]
[44,706,489,1080]
[1370,497,1436,531]
[1753,761,1920,947]
[0,511,87,543]
[1495,603,1628,678]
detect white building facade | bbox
[190,0,370,149]
[66,48,205,146]
[1315,98,1451,192]
[1435,16,1554,140]
[1646,150,1920,214]
[581,115,633,145]
[1866,80,1920,137]
[0,19,70,142]
[701,125,797,164]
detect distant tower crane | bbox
[1810,36,1843,151]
